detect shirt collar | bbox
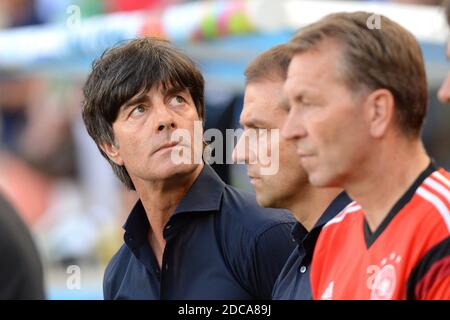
[123,200,149,250]
[123,164,226,249]
[314,191,352,229]
[291,191,352,246]
[172,164,225,215]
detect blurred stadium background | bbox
[0,0,449,299]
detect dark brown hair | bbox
[82,37,205,190]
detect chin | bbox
[308,171,340,188]
[256,193,279,209]
[156,162,200,180]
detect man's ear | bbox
[99,142,124,166]
[364,89,395,138]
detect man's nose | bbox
[282,109,307,141]
[155,106,176,132]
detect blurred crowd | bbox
[0,0,445,30]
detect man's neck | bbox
[134,163,204,267]
[288,186,343,231]
[345,138,430,233]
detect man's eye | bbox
[130,105,146,117]
[169,95,186,106]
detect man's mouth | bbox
[248,174,262,185]
[296,149,314,158]
[154,141,181,154]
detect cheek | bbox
[308,118,335,148]
[183,108,201,128]
[260,134,274,156]
[184,105,201,121]
[116,133,141,152]
[333,126,369,168]
[318,106,362,148]
[279,140,296,164]
[115,130,147,161]
[119,140,139,163]
[257,131,279,162]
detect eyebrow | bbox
[240,115,269,129]
[163,86,188,97]
[122,93,151,111]
[291,89,319,106]
[120,86,190,116]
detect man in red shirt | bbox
[282,12,450,299]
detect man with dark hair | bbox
[283,12,450,299]
[82,37,295,300]
[232,44,351,299]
